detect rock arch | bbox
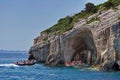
[62,27,97,65]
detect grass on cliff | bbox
[43,5,98,34]
[44,16,73,34]
[99,0,120,10]
[42,0,120,35]
[118,16,120,20]
[44,12,92,34]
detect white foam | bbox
[0,63,19,67]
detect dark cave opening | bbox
[71,36,92,66]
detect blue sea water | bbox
[0,52,120,80]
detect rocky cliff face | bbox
[29,6,120,71]
[46,26,97,65]
[29,26,97,66]
[87,6,120,71]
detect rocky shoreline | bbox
[28,5,120,71]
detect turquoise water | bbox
[0,52,120,80]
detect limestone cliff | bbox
[88,6,120,71]
[28,5,120,71]
[29,26,97,66]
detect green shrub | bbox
[44,16,73,34]
[43,0,120,35]
[108,0,120,6]
[43,37,48,42]
[84,2,99,14]
[118,17,120,20]
[103,1,114,10]
[101,0,120,10]
[85,3,95,13]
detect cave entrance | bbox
[71,35,94,66]
[71,50,91,65]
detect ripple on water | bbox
[0,52,120,80]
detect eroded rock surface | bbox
[29,6,120,71]
[29,26,97,66]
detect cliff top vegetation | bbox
[42,0,120,35]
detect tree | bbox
[85,3,95,13]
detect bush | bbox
[44,16,73,34]
[103,1,114,9]
[118,16,120,20]
[43,37,48,42]
[108,0,120,6]
[85,3,95,13]
[102,0,120,10]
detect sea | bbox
[0,52,120,80]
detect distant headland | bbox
[0,50,28,53]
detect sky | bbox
[0,0,107,51]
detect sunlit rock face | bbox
[45,26,97,66]
[92,23,120,71]
[88,6,120,71]
[29,42,50,63]
[29,26,97,66]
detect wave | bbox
[0,63,19,67]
